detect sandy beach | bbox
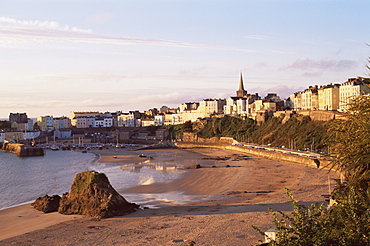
[0,146,338,245]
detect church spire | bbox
[236,71,247,97]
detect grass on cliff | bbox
[71,171,108,192]
[183,115,331,152]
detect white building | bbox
[224,97,249,116]
[339,77,370,112]
[75,117,96,128]
[198,99,226,114]
[117,111,141,127]
[94,117,113,128]
[154,115,165,126]
[163,113,182,125]
[179,99,225,123]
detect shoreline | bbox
[0,147,339,245]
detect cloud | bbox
[285,58,358,72]
[0,16,91,33]
[0,16,291,54]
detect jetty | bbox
[1,143,44,157]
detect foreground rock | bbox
[31,195,61,213]
[58,171,139,218]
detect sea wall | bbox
[2,143,44,157]
[175,142,330,169]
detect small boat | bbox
[50,145,60,151]
[61,145,70,150]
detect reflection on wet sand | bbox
[119,151,206,173]
[121,192,221,209]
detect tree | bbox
[328,95,370,186]
[252,53,370,245]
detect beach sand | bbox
[0,146,338,246]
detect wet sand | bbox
[0,146,338,245]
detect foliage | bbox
[328,94,370,186]
[182,120,193,132]
[253,78,370,245]
[162,123,185,140]
[193,115,329,152]
[196,116,256,141]
[252,116,329,151]
[253,188,370,245]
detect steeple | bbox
[236,71,247,97]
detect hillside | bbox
[166,115,331,153]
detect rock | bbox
[58,171,139,218]
[185,164,202,169]
[31,195,61,213]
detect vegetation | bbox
[328,95,370,188]
[196,116,256,141]
[252,87,370,245]
[253,188,370,245]
[171,115,330,152]
[248,116,329,151]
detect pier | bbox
[1,143,44,157]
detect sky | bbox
[1,0,370,118]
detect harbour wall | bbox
[175,142,331,169]
[2,143,44,157]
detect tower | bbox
[236,72,247,97]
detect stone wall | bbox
[175,142,330,169]
[2,143,44,157]
[296,110,344,121]
[182,133,238,144]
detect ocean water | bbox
[0,150,96,210]
[0,149,207,210]
[92,150,217,208]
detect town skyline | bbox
[1,1,370,118]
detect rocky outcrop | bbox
[185,164,202,169]
[31,195,61,213]
[58,171,139,218]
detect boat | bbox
[61,145,70,150]
[50,145,60,151]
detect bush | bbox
[253,188,370,245]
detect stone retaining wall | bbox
[175,142,331,169]
[2,143,44,157]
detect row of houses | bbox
[290,77,370,111]
[178,75,370,122]
[8,75,370,135]
[0,130,41,143]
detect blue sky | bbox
[1,0,369,118]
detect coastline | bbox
[0,147,339,245]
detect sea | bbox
[0,149,212,210]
